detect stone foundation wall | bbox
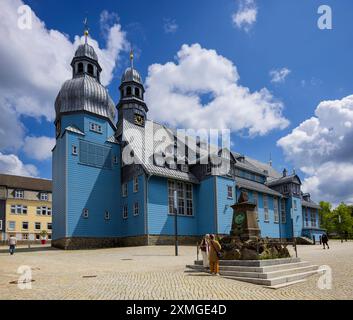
[52,234,203,250]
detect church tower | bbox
[52,22,121,249]
[117,50,148,135]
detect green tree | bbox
[333,203,353,236]
[319,201,334,233]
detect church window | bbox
[274,198,279,223]
[87,63,94,75]
[135,87,140,97]
[126,86,132,96]
[168,180,193,216]
[89,122,102,133]
[122,183,128,197]
[82,208,89,218]
[281,199,286,224]
[78,62,83,73]
[133,202,139,216]
[72,145,78,155]
[133,176,139,193]
[311,209,317,227]
[123,205,128,219]
[264,195,269,222]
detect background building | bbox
[0,174,52,242]
[52,38,325,249]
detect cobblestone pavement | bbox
[0,241,352,300]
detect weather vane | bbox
[130,48,134,69]
[83,17,89,44]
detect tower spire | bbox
[83,17,89,44]
[130,48,134,69]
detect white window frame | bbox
[168,180,193,216]
[14,190,24,199]
[281,199,286,224]
[122,183,128,197]
[123,205,128,219]
[133,176,139,193]
[89,122,102,134]
[40,192,48,201]
[82,208,89,219]
[263,194,269,222]
[273,197,279,223]
[310,209,317,227]
[227,186,233,199]
[133,202,139,216]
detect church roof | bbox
[121,67,143,84]
[235,176,282,197]
[74,43,98,61]
[301,199,320,209]
[266,174,302,187]
[55,74,116,125]
[121,119,199,183]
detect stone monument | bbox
[230,191,261,241]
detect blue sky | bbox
[1,0,353,204]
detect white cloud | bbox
[270,68,291,83]
[145,43,289,136]
[277,94,353,204]
[163,18,178,34]
[23,136,55,161]
[0,152,38,177]
[232,0,258,32]
[0,0,127,122]
[0,98,24,152]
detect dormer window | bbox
[14,190,24,199]
[180,164,189,172]
[87,63,94,76]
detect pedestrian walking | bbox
[322,233,329,249]
[8,235,17,255]
[200,234,210,269]
[208,234,222,276]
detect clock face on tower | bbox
[134,113,145,126]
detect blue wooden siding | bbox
[120,174,145,237]
[59,114,121,238]
[216,176,235,235]
[195,176,216,235]
[52,134,67,240]
[147,176,197,235]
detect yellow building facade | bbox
[0,174,52,242]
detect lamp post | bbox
[174,190,178,256]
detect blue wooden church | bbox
[52,39,325,249]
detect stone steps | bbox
[186,258,319,288]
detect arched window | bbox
[78,63,83,73]
[126,86,132,96]
[135,87,140,97]
[87,64,94,76]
